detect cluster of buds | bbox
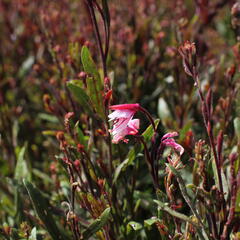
[178,41,197,78]
[231,2,240,41]
[64,112,74,132]
[43,94,53,112]
[56,131,67,150]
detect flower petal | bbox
[162,139,184,155]
[108,109,134,121]
[109,103,140,111]
[162,132,178,140]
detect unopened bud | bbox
[226,65,236,79]
[43,94,53,112]
[84,41,90,47]
[104,76,111,91]
[231,2,240,19]
[53,45,61,53]
[56,131,65,142]
[231,2,240,41]
[78,71,87,87]
[104,89,112,103]
[74,159,81,168]
[43,94,51,105]
[77,143,84,152]
[78,71,87,79]
[178,41,196,77]
[64,112,74,132]
[179,41,196,57]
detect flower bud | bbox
[56,131,65,142]
[64,112,74,132]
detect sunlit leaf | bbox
[82,207,111,239]
[81,46,104,118]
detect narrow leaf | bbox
[82,207,111,239]
[127,221,142,232]
[81,46,101,83]
[86,76,105,118]
[67,80,93,115]
[144,217,159,227]
[154,200,197,225]
[29,227,37,240]
[102,0,110,28]
[234,117,240,140]
[14,143,31,181]
[81,46,104,118]
[23,180,70,240]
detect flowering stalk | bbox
[85,0,108,78]
[179,41,224,197]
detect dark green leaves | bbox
[67,80,93,115]
[23,180,71,240]
[68,47,105,119]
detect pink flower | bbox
[161,132,184,155]
[108,104,140,143]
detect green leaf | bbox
[144,217,159,227]
[158,98,171,124]
[221,169,229,201]
[113,119,160,184]
[23,180,70,240]
[234,117,240,140]
[81,46,104,118]
[18,55,34,78]
[74,121,88,150]
[81,46,101,84]
[32,168,53,184]
[102,0,110,28]
[211,153,220,189]
[14,143,31,181]
[179,121,192,141]
[82,207,111,239]
[154,200,198,226]
[14,185,25,224]
[67,80,93,115]
[38,113,59,123]
[127,221,143,232]
[236,188,240,212]
[29,227,37,240]
[86,76,105,119]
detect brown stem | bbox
[139,106,156,132]
[138,136,159,189]
[86,0,107,77]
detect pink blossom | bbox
[108,104,140,143]
[161,132,184,155]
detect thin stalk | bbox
[86,0,107,77]
[154,200,206,240]
[194,73,224,195]
[139,106,156,132]
[167,164,210,240]
[138,136,159,189]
